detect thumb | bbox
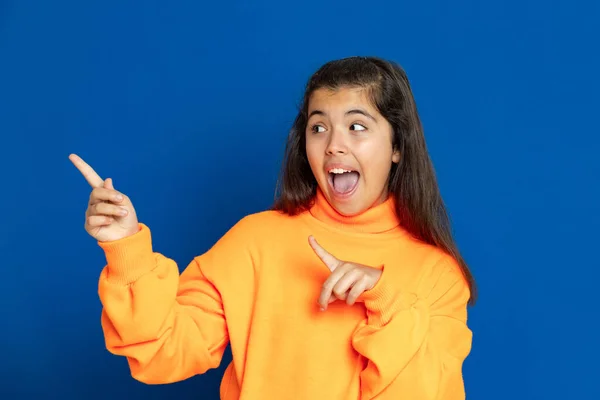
[104,177,114,190]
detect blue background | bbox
[1,0,598,399]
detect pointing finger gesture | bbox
[308,236,382,311]
[69,153,140,242]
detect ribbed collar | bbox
[308,188,401,234]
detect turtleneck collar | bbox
[308,188,401,234]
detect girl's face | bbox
[305,86,400,216]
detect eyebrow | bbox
[308,109,377,122]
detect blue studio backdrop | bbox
[1,1,599,399]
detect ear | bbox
[392,149,401,163]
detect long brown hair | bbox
[273,56,477,305]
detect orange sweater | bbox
[97,189,472,399]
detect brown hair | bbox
[273,56,477,305]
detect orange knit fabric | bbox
[97,189,472,399]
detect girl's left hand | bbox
[308,236,382,311]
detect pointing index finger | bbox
[308,235,340,272]
[69,153,104,188]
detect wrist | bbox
[97,223,154,285]
[359,265,418,325]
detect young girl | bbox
[70,56,477,400]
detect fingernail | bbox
[116,195,123,201]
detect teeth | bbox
[329,168,353,174]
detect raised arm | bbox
[69,154,234,383]
[97,224,230,384]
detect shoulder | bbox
[397,231,460,271]
[396,235,468,297]
[226,209,297,237]
[192,209,299,277]
[205,209,298,252]
[237,208,295,225]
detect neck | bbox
[308,188,401,234]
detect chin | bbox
[324,188,367,216]
[333,202,364,216]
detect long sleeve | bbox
[352,255,473,400]
[96,223,233,385]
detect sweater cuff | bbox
[359,264,419,326]
[97,223,155,285]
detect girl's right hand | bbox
[69,153,140,242]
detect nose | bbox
[325,127,348,155]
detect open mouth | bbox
[327,168,360,197]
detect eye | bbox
[350,123,366,131]
[311,124,326,133]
